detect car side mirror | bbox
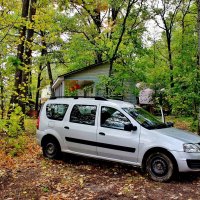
[166,122,174,127]
[124,123,137,131]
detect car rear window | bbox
[46,104,69,121]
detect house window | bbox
[46,104,69,121]
[70,105,97,126]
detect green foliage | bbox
[140,1,200,133]
[7,56,21,69]
[1,118,36,157]
[6,106,24,137]
[0,0,200,133]
[96,62,139,98]
[5,135,27,157]
[62,34,95,70]
[24,118,37,135]
[65,88,78,96]
[0,119,7,133]
[42,186,50,193]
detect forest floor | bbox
[1,118,200,200]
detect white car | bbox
[36,97,200,182]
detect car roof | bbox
[45,97,134,108]
[107,99,134,108]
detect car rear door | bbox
[97,104,140,163]
[62,102,98,156]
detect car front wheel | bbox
[146,152,174,182]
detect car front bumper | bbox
[172,150,200,172]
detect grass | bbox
[166,116,198,133]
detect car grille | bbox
[187,160,200,169]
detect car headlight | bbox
[183,143,200,153]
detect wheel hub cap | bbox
[46,143,55,155]
[152,159,167,176]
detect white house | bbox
[52,62,136,103]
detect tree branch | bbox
[111,0,138,61]
[131,0,145,29]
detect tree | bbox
[0,69,4,119]
[7,0,38,128]
[151,0,182,88]
[197,0,200,134]
[10,0,31,116]
[58,0,147,97]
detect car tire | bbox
[146,152,174,182]
[43,139,61,159]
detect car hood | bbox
[153,127,200,143]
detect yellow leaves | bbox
[96,1,108,12]
[26,21,34,29]
[79,176,84,188]
[0,149,15,168]
[0,169,6,178]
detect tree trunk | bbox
[9,0,30,128]
[0,71,3,119]
[109,0,134,76]
[166,30,174,88]
[23,0,37,101]
[92,7,102,63]
[47,61,55,97]
[10,0,30,106]
[41,31,55,97]
[197,0,200,134]
[95,51,103,63]
[35,64,42,112]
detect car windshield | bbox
[123,107,168,130]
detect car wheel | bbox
[146,152,174,182]
[43,139,61,159]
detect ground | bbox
[0,118,200,200]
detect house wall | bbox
[41,85,51,103]
[65,63,110,81]
[123,81,137,104]
[64,63,110,97]
[55,81,64,97]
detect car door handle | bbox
[64,126,69,129]
[99,132,106,136]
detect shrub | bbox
[6,106,24,137]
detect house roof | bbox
[52,61,109,89]
[58,61,109,78]
[52,77,64,89]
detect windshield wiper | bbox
[155,123,167,129]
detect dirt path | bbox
[1,137,200,200]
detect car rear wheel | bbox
[43,139,61,159]
[146,152,174,182]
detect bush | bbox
[0,106,26,156]
[0,119,7,133]
[5,135,27,156]
[6,106,24,137]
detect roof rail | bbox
[50,96,107,101]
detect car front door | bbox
[63,103,98,156]
[97,105,140,163]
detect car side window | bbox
[101,106,130,130]
[70,105,97,126]
[46,104,69,121]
